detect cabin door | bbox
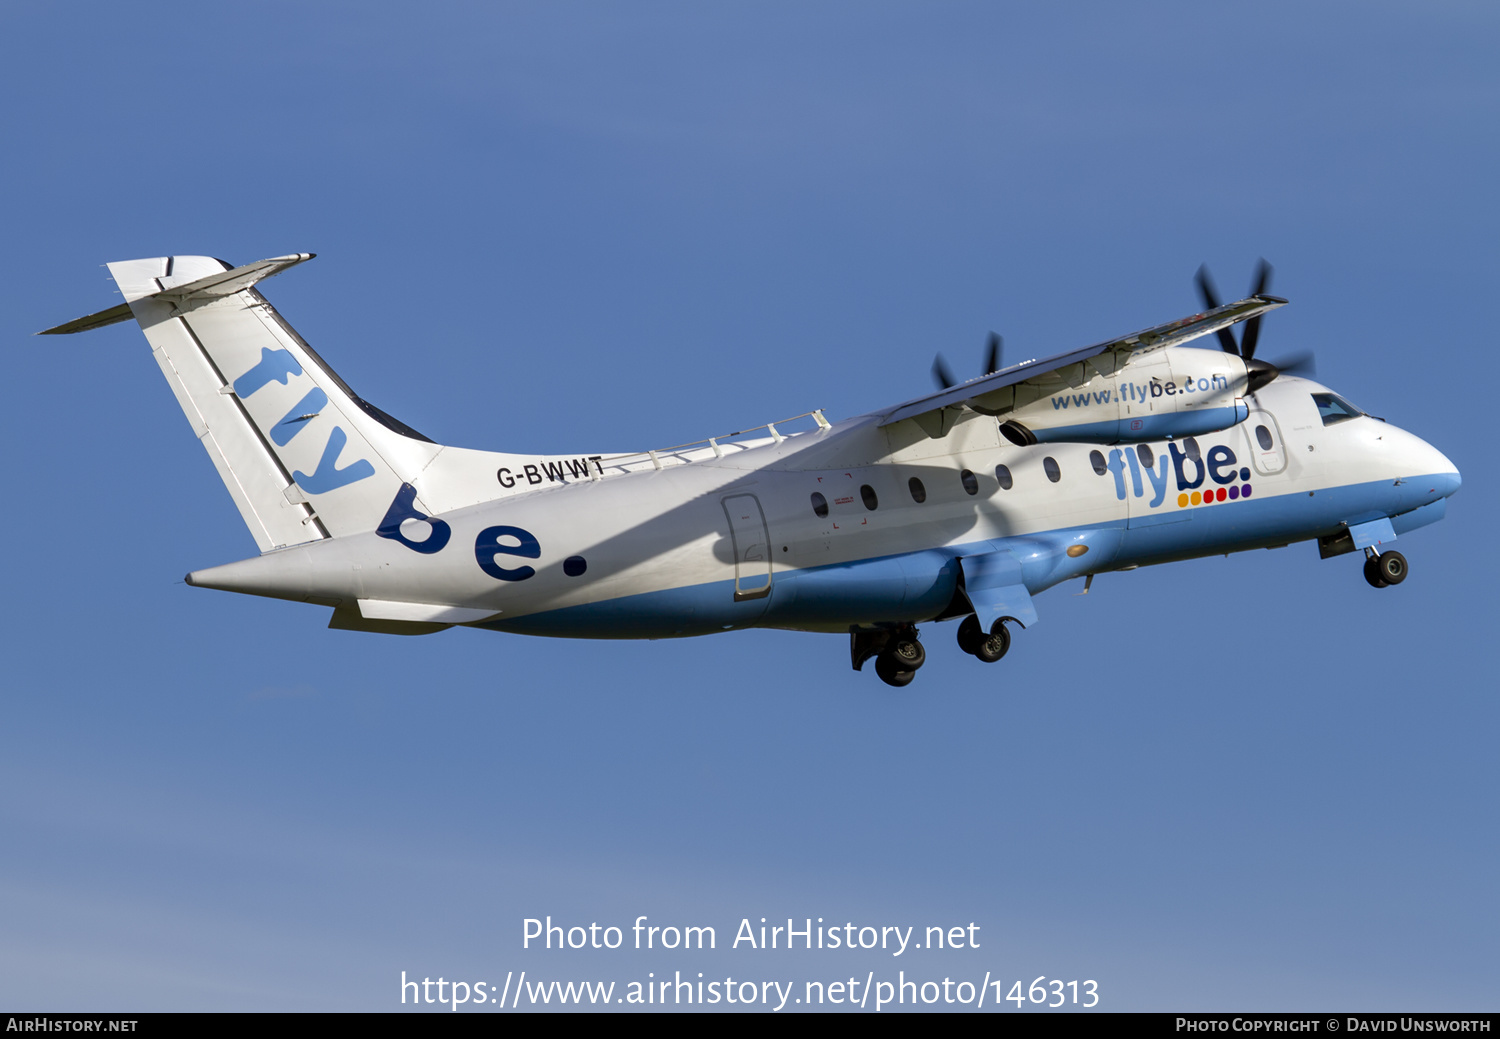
[721,494,772,601]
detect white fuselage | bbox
[188,374,1460,639]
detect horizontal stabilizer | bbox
[37,253,316,334]
[37,302,135,336]
[151,253,315,305]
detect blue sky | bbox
[1,1,1495,1011]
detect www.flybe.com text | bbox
[1051,373,1231,410]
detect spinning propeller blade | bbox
[1239,259,1273,361]
[1195,259,1310,392]
[1195,266,1241,355]
[931,354,957,390]
[932,332,1005,390]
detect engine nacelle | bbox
[970,345,1251,445]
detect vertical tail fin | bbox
[44,252,625,554]
[45,254,444,551]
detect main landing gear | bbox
[852,624,927,687]
[853,615,1017,687]
[1363,548,1408,588]
[957,614,1011,663]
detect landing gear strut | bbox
[1363,548,1408,588]
[957,614,1011,663]
[851,624,927,687]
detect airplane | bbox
[41,254,1461,687]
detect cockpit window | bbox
[1312,392,1362,425]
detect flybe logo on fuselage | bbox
[1099,438,1254,509]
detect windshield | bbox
[1312,392,1363,425]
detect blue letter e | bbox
[475,525,540,582]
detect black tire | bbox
[874,652,916,687]
[1364,555,1389,588]
[956,615,983,655]
[974,621,1011,664]
[1378,550,1408,585]
[889,637,926,671]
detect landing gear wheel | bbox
[874,652,916,687]
[956,615,983,655]
[1377,550,1408,585]
[888,637,925,671]
[1363,556,1389,588]
[974,620,1011,664]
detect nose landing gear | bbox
[1363,548,1408,588]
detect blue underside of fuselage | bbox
[477,473,1457,639]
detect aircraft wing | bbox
[878,293,1285,428]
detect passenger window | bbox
[1089,450,1107,476]
[860,484,879,510]
[908,477,927,503]
[810,492,828,518]
[995,464,1013,490]
[1256,424,1274,450]
[1312,392,1362,425]
[1182,437,1201,461]
[960,469,978,495]
[1043,456,1061,483]
[1136,443,1154,468]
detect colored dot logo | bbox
[1178,481,1252,507]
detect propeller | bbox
[932,332,1004,390]
[1194,259,1311,393]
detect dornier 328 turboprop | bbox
[42,254,1461,687]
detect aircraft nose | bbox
[1430,469,1462,499]
[1411,439,1460,499]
